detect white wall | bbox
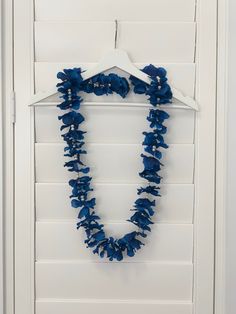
[226,1,236,314]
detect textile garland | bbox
[57,64,172,261]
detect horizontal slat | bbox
[35,143,194,183]
[35,0,195,22]
[34,22,196,63]
[36,300,192,314]
[36,222,193,262]
[35,106,195,144]
[36,262,193,300]
[35,62,196,97]
[36,183,194,223]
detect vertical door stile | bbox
[193,0,217,313]
[14,0,35,313]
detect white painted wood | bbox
[0,1,4,312]
[34,22,196,63]
[214,1,228,313]
[193,0,217,313]
[36,222,193,262]
[35,143,194,184]
[36,183,194,223]
[35,62,196,97]
[35,106,195,144]
[36,300,192,314]
[35,0,195,22]
[14,0,35,313]
[2,0,15,313]
[36,262,193,300]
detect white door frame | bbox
[0,0,229,313]
[214,0,229,313]
[1,0,15,314]
[0,1,4,313]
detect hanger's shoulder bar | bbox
[172,87,199,111]
[29,88,58,106]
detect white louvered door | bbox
[13,1,217,314]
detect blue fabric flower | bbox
[81,73,130,98]
[139,169,162,184]
[58,111,84,130]
[57,68,83,89]
[130,65,172,105]
[129,75,147,94]
[137,185,161,196]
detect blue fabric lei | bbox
[57,64,172,261]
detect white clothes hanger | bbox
[29,20,198,111]
[82,20,151,85]
[82,48,151,84]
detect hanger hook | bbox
[114,19,118,49]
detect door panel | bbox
[35,63,196,96]
[35,143,194,183]
[35,106,195,144]
[36,223,193,261]
[36,263,193,299]
[14,0,217,314]
[34,22,195,63]
[35,0,196,22]
[36,183,194,223]
[36,302,193,314]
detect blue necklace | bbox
[57,64,172,261]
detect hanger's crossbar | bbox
[29,87,198,111]
[30,101,194,110]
